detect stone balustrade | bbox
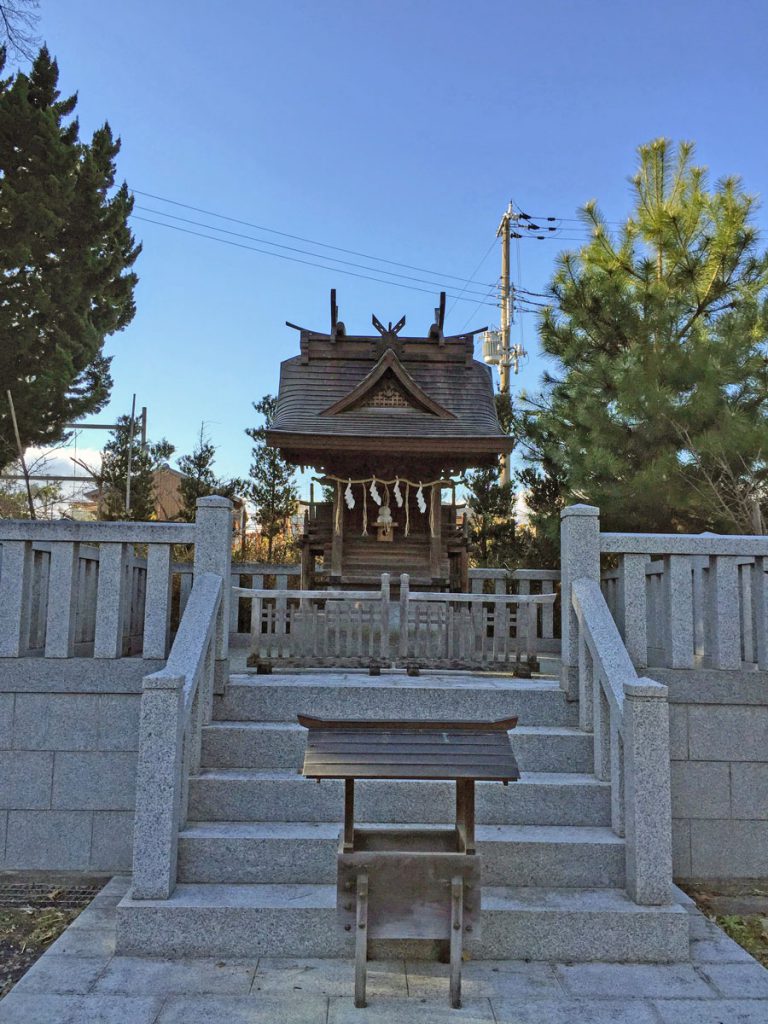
[0,519,196,660]
[600,534,768,671]
[571,576,673,905]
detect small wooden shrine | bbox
[267,291,513,591]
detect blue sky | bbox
[24,0,768,492]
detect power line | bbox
[445,237,499,318]
[131,215,499,308]
[131,188,498,290]
[458,283,498,332]
[133,204,496,300]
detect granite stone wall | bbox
[0,658,163,872]
[653,667,768,879]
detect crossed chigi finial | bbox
[371,313,406,337]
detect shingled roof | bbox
[267,294,512,466]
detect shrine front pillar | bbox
[331,486,344,582]
[430,484,443,583]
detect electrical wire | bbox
[458,283,498,333]
[131,215,499,308]
[134,204,496,299]
[131,188,498,290]
[445,237,498,318]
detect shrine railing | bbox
[600,535,768,671]
[236,575,391,668]
[399,574,556,670]
[236,572,556,671]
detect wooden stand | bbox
[298,715,519,1010]
[338,778,480,1008]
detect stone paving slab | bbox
[1,875,767,1023]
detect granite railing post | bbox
[193,496,232,694]
[622,678,673,905]
[560,504,600,701]
[131,673,185,899]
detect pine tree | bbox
[177,424,245,522]
[464,463,516,567]
[0,46,140,470]
[521,139,768,535]
[246,395,298,561]
[464,393,518,567]
[98,416,174,522]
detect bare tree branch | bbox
[0,0,40,61]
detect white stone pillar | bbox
[131,673,185,899]
[623,678,673,905]
[560,504,600,700]
[194,496,232,693]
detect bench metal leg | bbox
[450,875,463,1009]
[355,872,368,1008]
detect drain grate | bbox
[0,882,104,909]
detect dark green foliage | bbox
[246,395,298,560]
[177,425,245,522]
[98,416,174,521]
[464,462,516,567]
[0,46,140,470]
[521,139,768,536]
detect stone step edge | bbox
[225,675,564,691]
[178,821,624,846]
[117,882,683,915]
[190,767,607,785]
[202,722,591,738]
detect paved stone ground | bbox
[0,877,766,1023]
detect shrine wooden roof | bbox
[267,331,512,459]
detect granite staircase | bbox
[116,670,689,961]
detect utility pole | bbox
[125,393,136,514]
[497,202,514,401]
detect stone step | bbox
[200,721,593,774]
[216,674,576,727]
[187,770,612,827]
[177,821,625,887]
[115,883,689,962]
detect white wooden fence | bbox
[468,568,560,654]
[600,534,768,671]
[399,574,555,669]
[237,572,556,671]
[236,575,391,667]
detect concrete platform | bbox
[2,877,767,1023]
[115,881,690,961]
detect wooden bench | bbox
[298,714,520,1008]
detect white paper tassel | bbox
[370,478,382,505]
[344,479,355,509]
[393,478,403,507]
[416,483,426,514]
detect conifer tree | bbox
[0,46,140,469]
[177,425,245,522]
[464,463,516,567]
[522,139,768,535]
[246,395,298,561]
[98,416,174,522]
